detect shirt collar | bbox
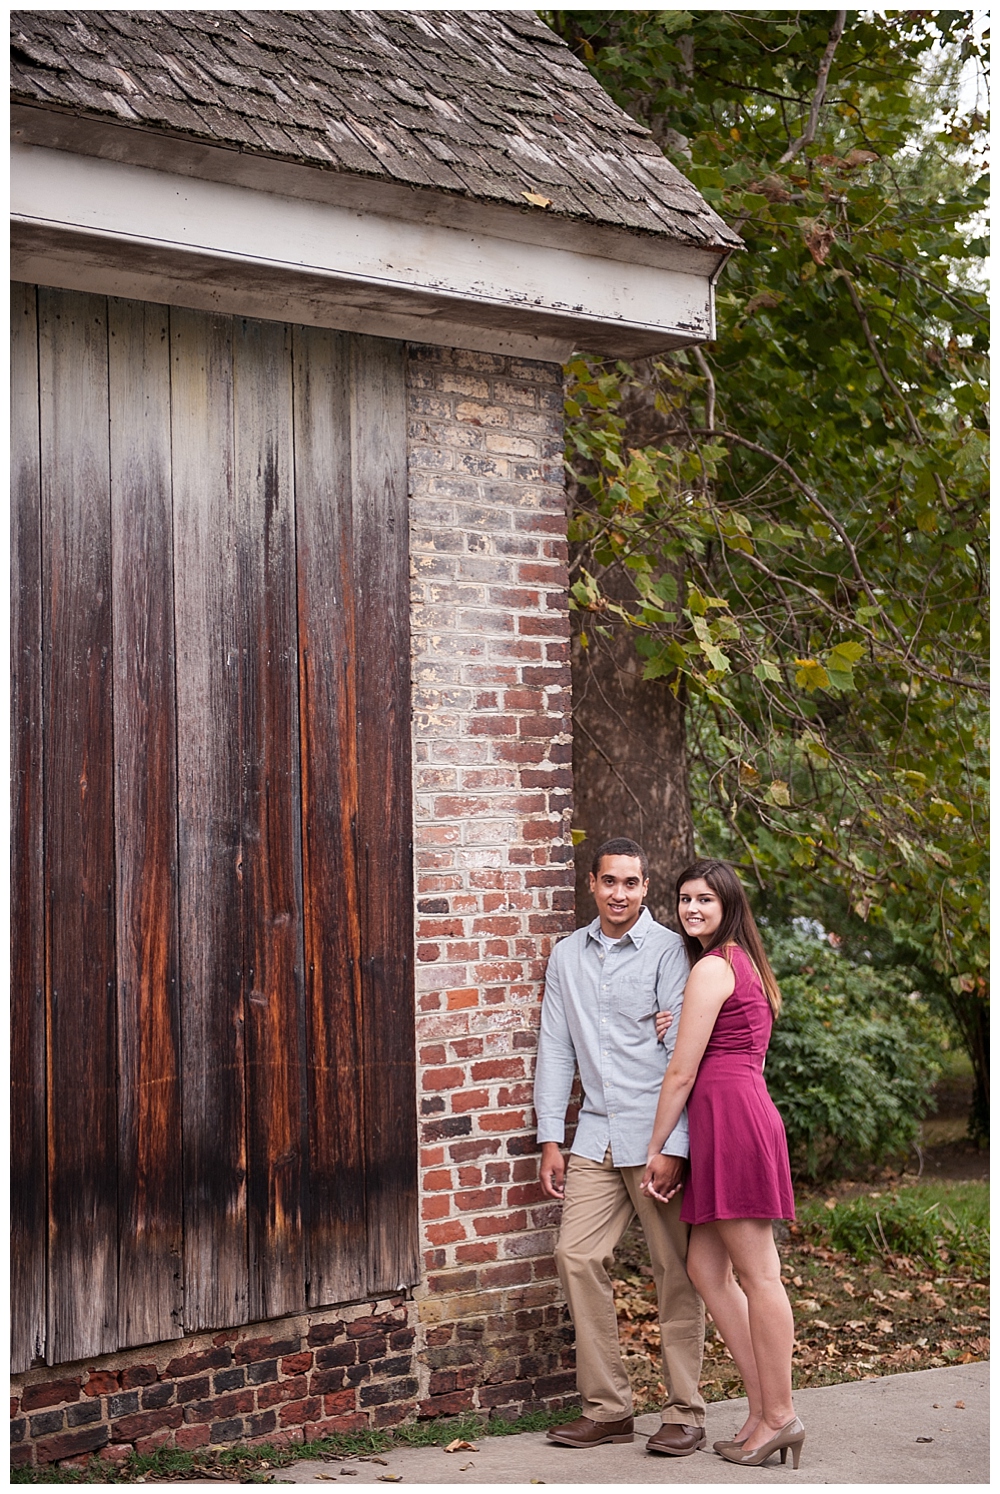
[586,906,653,948]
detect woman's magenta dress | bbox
[680,944,796,1225]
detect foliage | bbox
[800,1181,990,1274]
[761,930,942,1175]
[546,9,989,1132]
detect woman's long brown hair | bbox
[675,858,782,1017]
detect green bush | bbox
[762,931,943,1177]
[799,1183,989,1275]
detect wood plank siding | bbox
[10,286,419,1372]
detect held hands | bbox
[641,1152,685,1203]
[654,1009,674,1043]
[539,1141,566,1199]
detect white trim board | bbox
[12,142,721,360]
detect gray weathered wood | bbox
[108,297,184,1347]
[292,325,369,1307]
[350,336,420,1297]
[170,306,249,1331]
[234,316,308,1322]
[10,283,47,1372]
[39,287,119,1363]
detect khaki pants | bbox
[554,1151,706,1424]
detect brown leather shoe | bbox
[547,1415,634,1447]
[646,1422,707,1456]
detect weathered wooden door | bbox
[11,284,418,1371]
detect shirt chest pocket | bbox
[613,973,658,1021]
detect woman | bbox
[641,859,802,1469]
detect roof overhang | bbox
[11,106,736,363]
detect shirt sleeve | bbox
[533,946,578,1145]
[655,938,691,1160]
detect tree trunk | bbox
[571,613,694,931]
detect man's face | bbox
[589,854,648,936]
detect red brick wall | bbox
[407,345,576,1417]
[10,343,577,1469]
[10,1299,415,1469]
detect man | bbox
[534,837,706,1454]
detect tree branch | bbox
[777,10,847,165]
[690,346,716,432]
[838,273,923,441]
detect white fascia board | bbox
[11,143,718,359]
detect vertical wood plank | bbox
[38,287,118,1362]
[292,326,368,1307]
[11,283,48,1372]
[108,298,184,1347]
[350,337,420,1295]
[170,307,249,1331]
[233,317,308,1321]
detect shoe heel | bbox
[788,1437,804,1469]
[610,1433,634,1443]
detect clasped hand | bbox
[640,1152,685,1203]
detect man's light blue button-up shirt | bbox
[533,907,691,1168]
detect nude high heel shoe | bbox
[718,1416,805,1468]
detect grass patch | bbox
[11,1406,584,1483]
[799,1180,989,1274]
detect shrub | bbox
[762,931,942,1177]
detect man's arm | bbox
[533,950,577,1199]
[655,939,692,1159]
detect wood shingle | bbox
[10,8,741,252]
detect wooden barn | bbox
[10,10,739,1469]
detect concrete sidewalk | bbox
[278,1363,988,1486]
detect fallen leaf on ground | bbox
[444,1439,479,1453]
[378,1478,403,1484]
[916,1436,934,1443]
[371,1458,389,1467]
[459,1462,475,1471]
[955,1400,965,1409]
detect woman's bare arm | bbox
[641,954,734,1198]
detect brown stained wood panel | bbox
[350,337,419,1295]
[233,318,308,1321]
[11,283,47,1373]
[13,295,420,1366]
[38,288,118,1363]
[170,307,249,1331]
[292,326,368,1307]
[108,299,184,1347]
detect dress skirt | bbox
[680,1052,796,1225]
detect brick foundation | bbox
[10,343,578,1469]
[10,1298,414,1469]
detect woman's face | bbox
[677,878,724,946]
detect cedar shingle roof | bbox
[10,9,741,253]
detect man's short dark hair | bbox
[591,837,649,880]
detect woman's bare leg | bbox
[686,1222,762,1441]
[714,1218,795,1449]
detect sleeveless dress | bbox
[680,944,795,1225]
